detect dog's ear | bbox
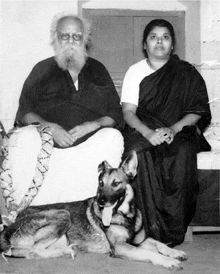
[121,150,138,179]
[98,160,112,173]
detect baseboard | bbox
[191,226,220,232]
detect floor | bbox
[0,233,219,274]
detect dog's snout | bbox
[98,195,108,206]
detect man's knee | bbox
[95,128,124,147]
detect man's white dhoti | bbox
[2,126,124,208]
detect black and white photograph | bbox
[0,0,219,273]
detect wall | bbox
[200,0,220,137]
[0,0,78,132]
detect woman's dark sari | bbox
[122,55,211,246]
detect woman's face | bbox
[144,26,173,60]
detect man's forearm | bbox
[21,112,51,127]
[93,116,116,128]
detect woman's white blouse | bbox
[121,59,154,106]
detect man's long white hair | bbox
[50,12,92,51]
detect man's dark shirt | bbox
[16,57,123,131]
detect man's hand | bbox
[68,121,100,140]
[49,123,77,148]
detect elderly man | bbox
[15,13,124,147]
[0,13,124,210]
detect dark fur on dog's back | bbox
[0,151,188,270]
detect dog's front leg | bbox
[106,226,183,270]
[141,237,188,261]
[113,241,183,270]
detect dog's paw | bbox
[68,241,89,253]
[66,244,78,259]
[169,249,188,261]
[163,257,183,271]
[26,251,41,260]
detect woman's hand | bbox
[143,127,176,146]
[155,127,176,144]
[142,128,166,146]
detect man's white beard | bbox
[54,41,88,72]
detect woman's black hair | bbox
[142,19,176,57]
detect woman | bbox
[121,19,211,246]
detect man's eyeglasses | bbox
[58,32,83,41]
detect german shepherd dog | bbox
[0,151,187,270]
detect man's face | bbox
[54,17,87,71]
[57,17,84,48]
